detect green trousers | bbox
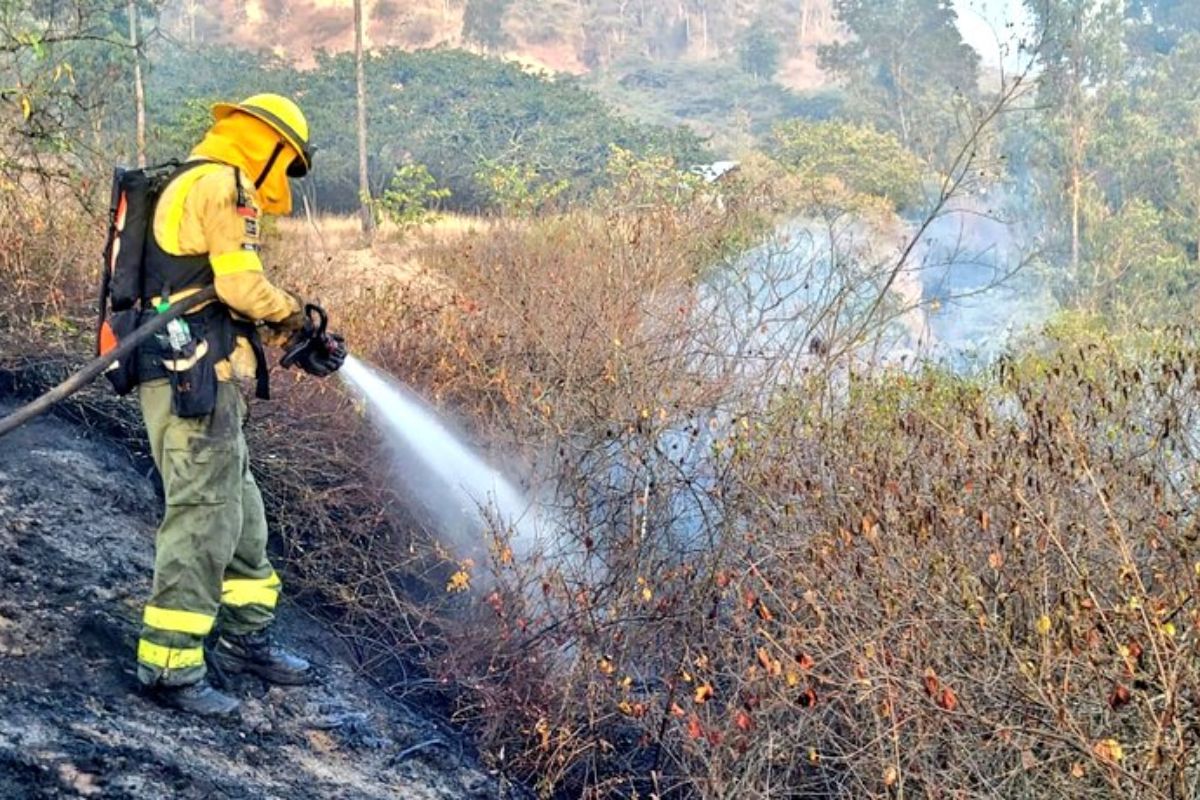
[136,380,281,687]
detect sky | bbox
[952,0,1037,70]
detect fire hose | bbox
[0,286,217,439]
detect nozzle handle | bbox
[305,303,328,339]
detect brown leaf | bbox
[923,667,940,698]
[1109,683,1131,710]
[756,601,775,622]
[734,710,754,732]
[938,686,959,711]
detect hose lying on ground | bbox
[0,286,217,439]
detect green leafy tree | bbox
[819,0,980,166]
[1125,0,1200,56]
[1024,0,1124,279]
[474,160,568,216]
[375,163,451,231]
[1069,198,1196,317]
[736,20,781,80]
[141,47,707,213]
[0,0,153,182]
[603,144,702,207]
[770,119,923,209]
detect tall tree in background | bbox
[354,0,373,235]
[737,19,781,80]
[1024,0,1123,279]
[127,0,146,167]
[819,0,980,166]
[798,0,837,46]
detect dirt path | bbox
[0,406,498,799]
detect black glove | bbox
[305,332,346,377]
[283,330,345,377]
[280,304,347,378]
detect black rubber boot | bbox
[151,680,240,718]
[210,631,314,686]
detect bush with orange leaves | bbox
[266,154,1200,799]
[259,158,1200,799]
[412,320,1200,799]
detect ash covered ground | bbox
[0,403,502,800]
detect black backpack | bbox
[96,162,179,395]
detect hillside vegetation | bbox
[165,0,840,80]
[163,0,845,157]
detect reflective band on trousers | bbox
[222,571,281,608]
[137,639,205,669]
[143,605,215,636]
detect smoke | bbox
[912,189,1057,368]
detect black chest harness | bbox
[138,161,271,402]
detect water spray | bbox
[337,356,544,561]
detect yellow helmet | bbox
[211,93,313,177]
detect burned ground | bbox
[0,403,501,799]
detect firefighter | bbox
[136,94,343,717]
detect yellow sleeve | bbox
[195,170,301,325]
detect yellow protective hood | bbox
[190,112,299,215]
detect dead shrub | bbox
[265,180,1200,799]
[0,190,101,349]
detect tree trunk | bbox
[354,0,374,236]
[127,0,146,168]
[1071,139,1082,281]
[184,0,197,44]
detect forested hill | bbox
[164,0,840,86]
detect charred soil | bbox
[0,402,498,800]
